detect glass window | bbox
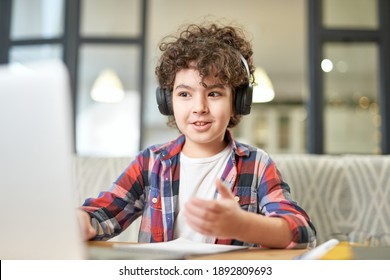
[10,45,63,63]
[233,105,307,154]
[322,0,378,29]
[80,0,141,37]
[11,0,64,39]
[323,42,380,154]
[278,115,290,150]
[76,44,141,156]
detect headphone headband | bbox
[239,53,251,82]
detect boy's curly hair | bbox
[155,23,255,128]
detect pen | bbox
[295,239,340,260]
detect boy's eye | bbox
[208,91,221,97]
[178,92,190,97]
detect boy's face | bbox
[172,67,234,157]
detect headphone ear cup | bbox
[235,85,252,115]
[156,87,173,115]
[243,84,253,115]
[234,54,253,115]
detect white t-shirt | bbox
[173,145,231,243]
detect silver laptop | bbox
[0,60,85,259]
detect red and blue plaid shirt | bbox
[82,130,316,248]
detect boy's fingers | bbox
[216,179,235,200]
[77,210,97,241]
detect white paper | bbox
[113,238,248,256]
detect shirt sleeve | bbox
[258,159,317,249]
[81,154,146,240]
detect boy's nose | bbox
[192,96,209,114]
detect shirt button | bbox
[152,197,158,204]
[234,196,240,202]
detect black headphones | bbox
[156,54,253,116]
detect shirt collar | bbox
[151,130,250,160]
[225,130,250,157]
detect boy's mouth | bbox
[190,120,212,131]
[194,121,208,126]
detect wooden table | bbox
[88,241,307,260]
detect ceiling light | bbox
[321,59,333,72]
[252,67,275,103]
[90,69,125,103]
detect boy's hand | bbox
[76,209,97,241]
[184,179,244,239]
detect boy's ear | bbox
[156,87,173,115]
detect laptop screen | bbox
[0,60,85,259]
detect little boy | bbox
[78,22,316,249]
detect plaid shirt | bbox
[82,130,316,248]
